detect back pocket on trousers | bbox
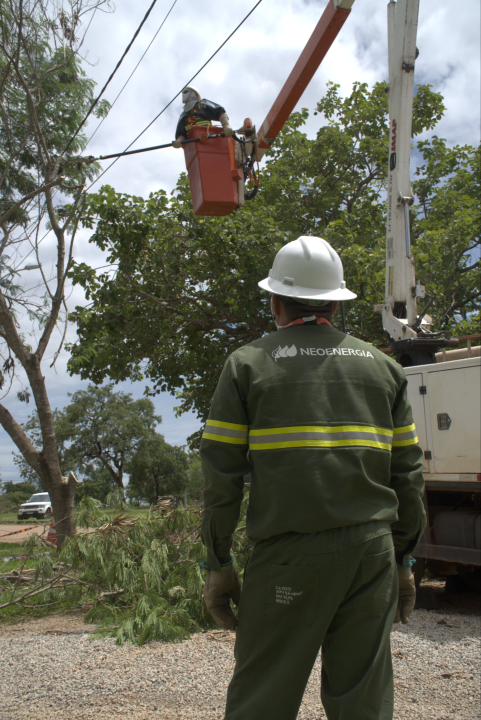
[264,562,319,628]
[352,547,395,615]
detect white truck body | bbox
[405,356,481,482]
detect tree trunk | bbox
[48,472,78,546]
[0,352,77,547]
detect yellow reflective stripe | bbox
[392,423,418,446]
[392,436,419,447]
[185,120,212,132]
[393,423,416,434]
[249,439,393,451]
[249,425,393,438]
[206,420,248,431]
[202,432,248,445]
[202,419,248,445]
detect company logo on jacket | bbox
[272,345,298,361]
[272,344,374,362]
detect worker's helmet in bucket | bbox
[182,85,201,106]
[258,236,357,302]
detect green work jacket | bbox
[200,323,426,571]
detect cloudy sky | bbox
[1,0,479,483]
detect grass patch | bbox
[0,512,42,524]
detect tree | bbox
[74,466,114,503]
[185,452,204,502]
[1,478,36,507]
[67,82,479,446]
[127,435,188,505]
[54,384,161,493]
[0,0,111,545]
[411,139,480,333]
[14,386,161,499]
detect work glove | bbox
[219,113,233,138]
[172,136,185,148]
[203,561,241,631]
[394,566,416,624]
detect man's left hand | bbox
[394,567,416,624]
[203,563,241,631]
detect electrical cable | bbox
[86,0,179,149]
[98,135,212,160]
[87,0,264,191]
[63,0,161,156]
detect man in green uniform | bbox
[200,236,425,720]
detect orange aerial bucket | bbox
[183,125,242,216]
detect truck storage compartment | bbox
[426,363,480,474]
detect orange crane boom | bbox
[255,0,354,161]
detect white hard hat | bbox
[258,236,357,302]
[182,85,201,102]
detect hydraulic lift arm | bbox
[381,0,421,342]
[380,0,458,364]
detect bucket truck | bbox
[381,0,481,591]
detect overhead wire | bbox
[63,0,162,155]
[87,0,264,191]
[85,0,180,149]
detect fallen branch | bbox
[0,568,75,609]
[98,588,124,601]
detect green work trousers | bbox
[225,521,398,720]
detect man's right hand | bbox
[172,136,185,148]
[203,563,242,631]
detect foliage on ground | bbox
[0,495,250,644]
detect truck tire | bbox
[456,566,481,593]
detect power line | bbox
[88,0,264,190]
[86,0,179,149]
[63,0,161,155]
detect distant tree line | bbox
[8,384,203,507]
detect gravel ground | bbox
[1,584,480,720]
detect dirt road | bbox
[0,524,48,544]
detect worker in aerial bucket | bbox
[199,236,425,720]
[172,85,233,147]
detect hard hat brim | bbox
[258,276,357,301]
